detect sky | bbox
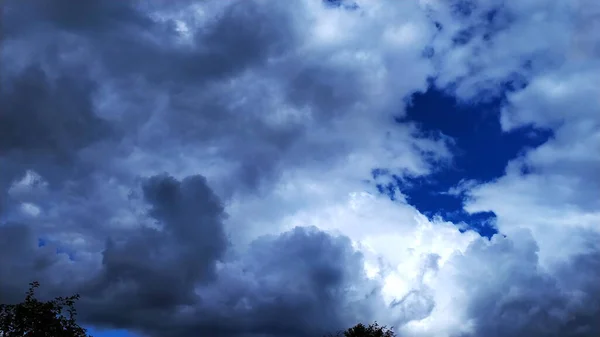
[0,0,599,337]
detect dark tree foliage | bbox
[0,281,91,337]
[327,322,396,337]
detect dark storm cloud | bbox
[221,227,381,336]
[455,232,600,337]
[1,174,228,334]
[0,174,228,332]
[0,222,78,305]
[0,66,108,157]
[3,0,346,193]
[6,0,300,85]
[60,175,382,337]
[0,64,112,218]
[79,174,227,326]
[2,0,301,198]
[2,0,144,36]
[87,2,299,85]
[135,226,384,337]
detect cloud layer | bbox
[1,0,599,336]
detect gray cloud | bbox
[76,174,228,332]
[7,0,299,86]
[79,216,384,337]
[2,0,371,193]
[0,66,108,157]
[0,64,113,220]
[0,223,71,303]
[152,226,384,337]
[0,173,383,337]
[452,232,600,337]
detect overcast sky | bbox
[1,0,599,336]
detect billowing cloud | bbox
[1,0,599,337]
[79,174,228,325]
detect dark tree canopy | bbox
[0,281,91,337]
[328,322,396,337]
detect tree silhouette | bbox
[0,281,91,337]
[328,322,396,337]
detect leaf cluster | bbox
[327,322,396,337]
[0,281,90,337]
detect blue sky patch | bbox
[375,86,553,238]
